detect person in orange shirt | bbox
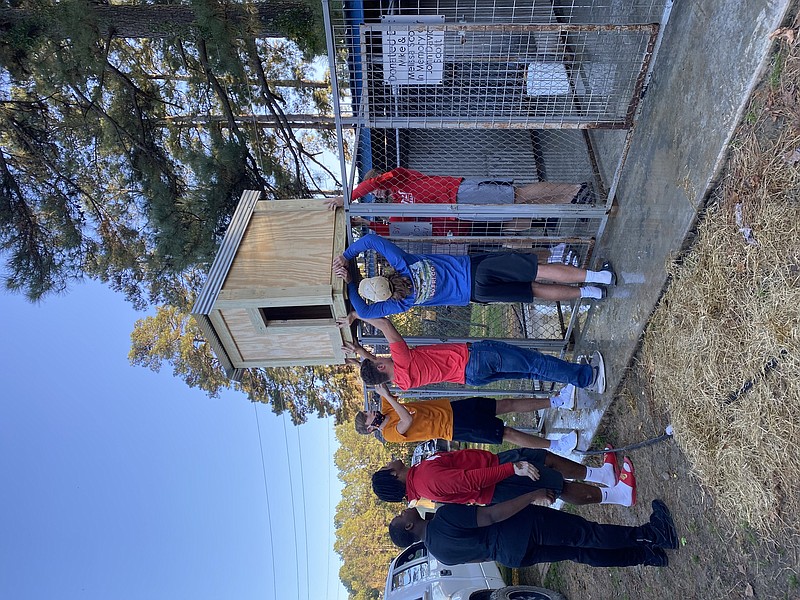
[353,383,580,455]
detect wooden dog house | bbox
[192,191,352,379]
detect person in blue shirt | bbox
[332,234,615,320]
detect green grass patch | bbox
[470,304,515,338]
[498,564,515,585]
[769,48,786,90]
[542,563,567,592]
[739,521,759,545]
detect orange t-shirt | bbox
[380,398,454,442]
[390,340,470,391]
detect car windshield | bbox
[394,544,427,569]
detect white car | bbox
[384,541,566,600]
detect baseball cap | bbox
[359,276,392,302]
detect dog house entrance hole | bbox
[260,305,333,323]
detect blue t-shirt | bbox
[424,504,535,567]
[342,234,471,318]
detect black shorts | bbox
[451,397,504,444]
[492,448,565,501]
[469,253,538,303]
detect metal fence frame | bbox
[321,0,673,401]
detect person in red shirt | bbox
[324,167,590,209]
[355,215,473,237]
[341,315,606,394]
[370,447,636,508]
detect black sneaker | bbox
[648,499,679,549]
[600,260,617,286]
[571,182,596,205]
[642,545,669,567]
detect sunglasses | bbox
[370,412,386,429]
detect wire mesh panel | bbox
[366,128,598,187]
[326,0,668,122]
[349,203,606,240]
[360,23,657,128]
[352,234,593,330]
[346,231,595,386]
[322,0,671,404]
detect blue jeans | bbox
[464,340,592,387]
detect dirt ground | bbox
[520,366,800,600]
[519,19,800,600]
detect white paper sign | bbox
[381,16,445,85]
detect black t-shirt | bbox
[424,504,534,567]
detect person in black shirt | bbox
[388,490,678,568]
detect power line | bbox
[282,414,302,600]
[253,403,278,600]
[256,404,342,599]
[326,418,332,600]
[294,422,311,600]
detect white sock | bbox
[584,463,616,487]
[580,286,603,299]
[600,480,633,506]
[584,269,612,285]
[549,430,578,454]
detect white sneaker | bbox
[550,384,576,410]
[550,430,578,455]
[585,350,606,394]
[547,243,567,263]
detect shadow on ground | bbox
[522,367,800,599]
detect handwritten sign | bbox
[381,16,445,86]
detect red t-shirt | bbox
[351,168,462,204]
[367,216,472,237]
[406,450,514,505]
[390,340,470,391]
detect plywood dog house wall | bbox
[192,191,352,379]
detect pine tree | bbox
[0,0,344,305]
[128,280,361,424]
[334,423,416,597]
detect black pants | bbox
[469,253,538,303]
[491,449,565,502]
[519,505,651,567]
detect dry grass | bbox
[641,32,800,537]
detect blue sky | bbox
[0,281,345,600]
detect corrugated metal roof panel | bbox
[192,190,261,316]
[193,314,235,374]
